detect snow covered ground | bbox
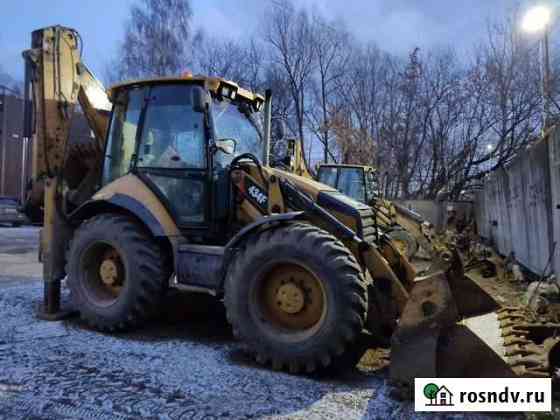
[0,226,499,419]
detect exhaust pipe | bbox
[263,89,272,166]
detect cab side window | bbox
[137,85,206,169]
[102,88,144,184]
[136,84,208,226]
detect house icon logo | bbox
[423,383,454,407]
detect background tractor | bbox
[278,139,436,259]
[316,163,431,258]
[20,25,557,389]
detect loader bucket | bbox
[389,250,520,385]
[433,313,560,379]
[390,271,460,382]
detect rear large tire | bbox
[224,223,368,373]
[67,214,168,331]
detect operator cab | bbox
[317,165,380,205]
[102,75,265,241]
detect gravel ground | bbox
[0,226,41,281]
[0,227,502,419]
[0,280,415,419]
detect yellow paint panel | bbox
[93,174,180,240]
[270,168,338,201]
[108,75,264,103]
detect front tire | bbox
[67,214,168,331]
[224,223,368,373]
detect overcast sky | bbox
[0,0,539,87]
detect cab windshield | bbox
[338,168,366,203]
[211,98,262,164]
[317,166,367,203]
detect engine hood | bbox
[270,168,338,198]
[271,168,376,242]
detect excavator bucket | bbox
[389,250,558,386]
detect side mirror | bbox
[215,138,237,155]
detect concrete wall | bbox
[548,128,560,280]
[475,134,557,277]
[396,199,474,228]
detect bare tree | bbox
[196,35,247,82]
[443,18,542,197]
[114,0,193,80]
[105,0,549,199]
[195,35,265,92]
[266,0,316,166]
[330,13,542,200]
[305,16,352,163]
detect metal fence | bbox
[475,130,559,278]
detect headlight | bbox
[220,83,238,100]
[253,98,264,112]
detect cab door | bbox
[134,84,210,230]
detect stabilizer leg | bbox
[35,179,76,321]
[36,279,74,321]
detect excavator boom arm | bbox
[22,26,111,299]
[23,26,110,182]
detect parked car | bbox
[0,197,26,227]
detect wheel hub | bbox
[81,242,126,307]
[276,283,305,314]
[258,263,326,332]
[99,259,120,286]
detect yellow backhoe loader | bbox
[21,26,559,391]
